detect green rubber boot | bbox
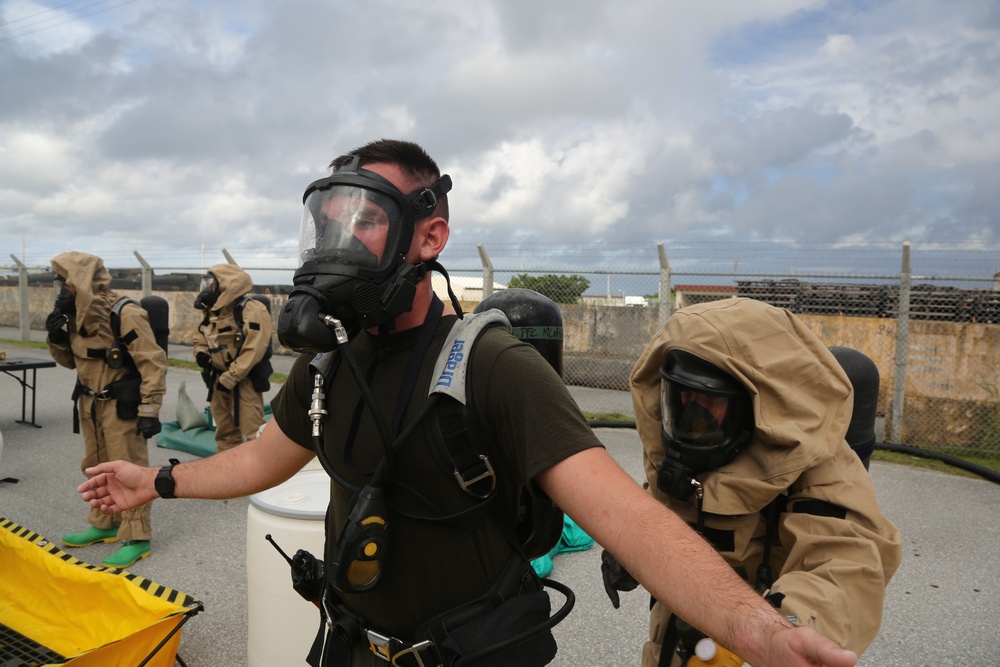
[62,525,119,547]
[101,540,151,568]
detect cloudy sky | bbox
[1,0,998,279]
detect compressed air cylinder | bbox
[474,288,564,376]
[686,638,749,667]
[828,346,881,467]
[140,295,171,355]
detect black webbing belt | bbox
[71,381,111,435]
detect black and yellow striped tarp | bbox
[0,516,203,667]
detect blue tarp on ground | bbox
[156,406,272,458]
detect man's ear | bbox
[415,216,449,262]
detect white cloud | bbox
[0,130,78,190]
[822,34,857,58]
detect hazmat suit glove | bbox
[136,416,162,439]
[601,549,639,609]
[195,351,212,368]
[290,549,326,603]
[45,310,69,345]
[200,366,216,391]
[216,373,237,392]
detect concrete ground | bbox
[1,329,998,666]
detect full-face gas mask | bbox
[657,350,753,499]
[276,156,452,351]
[53,277,75,315]
[193,273,219,310]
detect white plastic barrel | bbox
[247,466,329,667]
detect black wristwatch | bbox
[155,458,181,499]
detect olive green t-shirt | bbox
[271,314,602,637]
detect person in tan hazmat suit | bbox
[603,297,902,666]
[192,264,273,452]
[46,251,167,568]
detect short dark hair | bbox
[329,139,449,221]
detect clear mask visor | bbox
[198,274,217,293]
[300,185,403,270]
[53,276,70,297]
[661,382,738,449]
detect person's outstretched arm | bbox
[79,420,316,513]
[535,447,858,667]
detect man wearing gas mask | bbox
[192,264,273,452]
[79,140,860,667]
[609,297,901,666]
[46,251,167,568]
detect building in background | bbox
[432,275,506,304]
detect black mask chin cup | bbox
[656,451,701,500]
[657,423,752,500]
[277,263,429,351]
[276,284,347,352]
[54,287,76,315]
[193,290,218,311]
[330,485,389,594]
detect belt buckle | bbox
[367,630,392,662]
[392,640,435,667]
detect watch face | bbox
[156,465,176,498]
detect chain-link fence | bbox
[4,241,998,460]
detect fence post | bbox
[478,244,494,299]
[9,255,30,342]
[222,248,238,266]
[657,242,673,326]
[134,251,153,298]
[889,241,911,444]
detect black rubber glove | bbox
[45,310,69,344]
[290,549,326,603]
[601,549,639,609]
[201,366,216,391]
[195,351,212,368]
[136,416,162,439]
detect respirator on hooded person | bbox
[193,273,219,310]
[657,349,754,499]
[53,276,76,315]
[276,156,452,352]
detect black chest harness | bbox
[300,301,573,667]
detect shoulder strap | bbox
[428,309,510,406]
[107,297,140,369]
[394,308,565,561]
[110,297,139,343]
[380,312,511,530]
[233,295,250,350]
[426,310,510,497]
[234,295,273,358]
[234,295,250,326]
[432,310,564,561]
